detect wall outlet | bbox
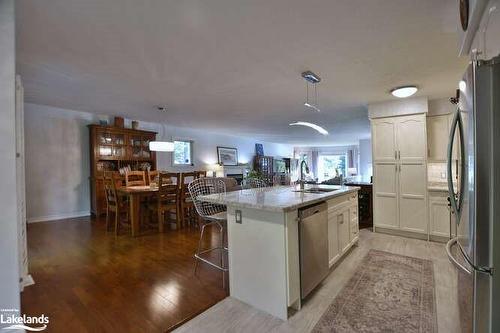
[440,172,447,179]
[235,210,242,224]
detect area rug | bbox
[312,249,437,333]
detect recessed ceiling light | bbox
[289,121,328,135]
[390,86,418,98]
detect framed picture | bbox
[217,146,238,166]
[255,143,264,156]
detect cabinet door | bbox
[396,114,427,163]
[427,115,449,161]
[328,210,341,266]
[373,163,398,228]
[429,194,450,237]
[338,208,350,253]
[349,205,359,242]
[371,118,397,162]
[399,163,427,233]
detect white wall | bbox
[24,104,99,222]
[359,139,372,182]
[428,98,455,116]
[0,0,21,316]
[24,103,293,222]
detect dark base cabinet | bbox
[346,183,373,229]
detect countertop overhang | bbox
[197,185,360,212]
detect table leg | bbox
[130,194,140,237]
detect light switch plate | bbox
[235,210,242,224]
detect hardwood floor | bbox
[21,216,228,333]
[174,229,460,333]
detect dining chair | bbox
[188,178,228,287]
[148,172,180,232]
[242,177,268,189]
[180,172,198,227]
[104,174,130,236]
[147,170,159,185]
[125,170,146,187]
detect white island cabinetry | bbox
[327,192,358,267]
[199,185,359,320]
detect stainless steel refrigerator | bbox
[445,55,500,333]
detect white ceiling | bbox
[16,0,467,145]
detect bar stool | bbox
[188,178,228,287]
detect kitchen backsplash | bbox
[428,162,448,183]
[428,162,459,183]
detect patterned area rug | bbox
[312,249,437,333]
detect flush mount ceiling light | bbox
[149,141,174,152]
[390,86,418,98]
[302,71,321,112]
[289,121,329,135]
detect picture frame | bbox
[217,146,238,166]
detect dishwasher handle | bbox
[299,203,327,219]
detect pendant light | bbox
[302,71,321,112]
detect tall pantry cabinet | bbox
[371,113,428,236]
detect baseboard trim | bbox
[374,226,429,241]
[27,211,90,223]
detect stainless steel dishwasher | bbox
[299,202,329,299]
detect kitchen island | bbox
[198,184,360,320]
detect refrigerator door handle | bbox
[447,107,466,221]
[446,237,472,274]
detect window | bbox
[173,140,193,165]
[317,154,346,182]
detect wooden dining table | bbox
[117,185,158,237]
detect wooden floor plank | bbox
[21,216,228,333]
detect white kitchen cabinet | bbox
[371,114,428,236]
[429,191,451,238]
[327,193,358,267]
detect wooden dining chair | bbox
[148,172,181,232]
[147,170,159,185]
[180,172,198,227]
[104,174,130,235]
[196,170,207,178]
[125,170,146,187]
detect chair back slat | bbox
[125,171,146,187]
[148,170,159,185]
[158,173,179,201]
[188,178,226,218]
[196,170,207,178]
[180,172,198,193]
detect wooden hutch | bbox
[88,124,157,216]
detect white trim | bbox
[20,274,34,292]
[27,211,90,223]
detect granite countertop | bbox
[197,185,360,212]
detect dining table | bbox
[117,185,158,237]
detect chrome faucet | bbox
[299,160,310,190]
